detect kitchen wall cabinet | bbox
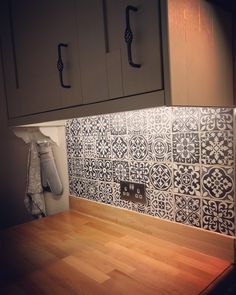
[105,0,163,99]
[0,0,164,123]
[0,0,83,118]
[0,0,234,126]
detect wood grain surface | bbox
[70,197,236,263]
[0,210,232,294]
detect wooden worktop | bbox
[0,210,232,295]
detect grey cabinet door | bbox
[1,0,82,118]
[105,0,163,99]
[76,0,109,104]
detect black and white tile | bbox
[127,110,148,134]
[67,157,83,178]
[149,134,172,162]
[202,166,234,202]
[97,159,113,182]
[148,188,174,221]
[113,161,130,183]
[146,107,172,134]
[85,180,99,201]
[173,133,199,164]
[96,136,112,159]
[149,163,172,191]
[200,108,233,131]
[110,113,127,135]
[82,117,96,136]
[129,135,148,161]
[66,136,83,158]
[83,136,96,158]
[73,178,86,197]
[111,136,128,160]
[94,115,110,135]
[202,199,234,236]
[173,164,201,196]
[66,119,81,137]
[201,131,234,165]
[84,158,97,180]
[174,194,201,227]
[98,182,113,204]
[172,107,199,133]
[130,161,150,184]
[66,106,235,237]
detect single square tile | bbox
[149,163,172,191]
[202,199,235,236]
[66,136,83,158]
[84,158,98,180]
[127,110,148,134]
[67,157,83,178]
[110,113,127,135]
[81,116,96,136]
[97,159,113,182]
[113,161,130,183]
[73,178,87,198]
[201,131,234,166]
[83,136,96,158]
[130,161,150,184]
[111,136,128,160]
[173,164,201,196]
[129,134,148,161]
[148,134,172,162]
[173,133,200,164]
[96,136,112,159]
[94,115,110,135]
[98,182,113,205]
[200,108,233,131]
[85,180,99,201]
[174,194,201,228]
[202,166,234,201]
[66,118,82,137]
[146,107,172,133]
[147,188,174,221]
[172,107,199,132]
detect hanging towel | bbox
[38,142,63,196]
[24,142,46,219]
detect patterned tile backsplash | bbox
[66,107,235,236]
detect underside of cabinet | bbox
[7,90,165,126]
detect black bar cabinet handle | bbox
[124,5,141,68]
[57,43,71,88]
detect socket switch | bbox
[120,181,147,205]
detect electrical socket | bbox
[120,181,147,205]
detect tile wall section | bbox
[66,107,235,236]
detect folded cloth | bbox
[38,142,63,196]
[24,141,46,219]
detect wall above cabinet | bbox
[0,0,234,126]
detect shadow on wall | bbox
[0,57,33,229]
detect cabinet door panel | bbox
[76,0,109,104]
[3,0,82,118]
[106,0,163,98]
